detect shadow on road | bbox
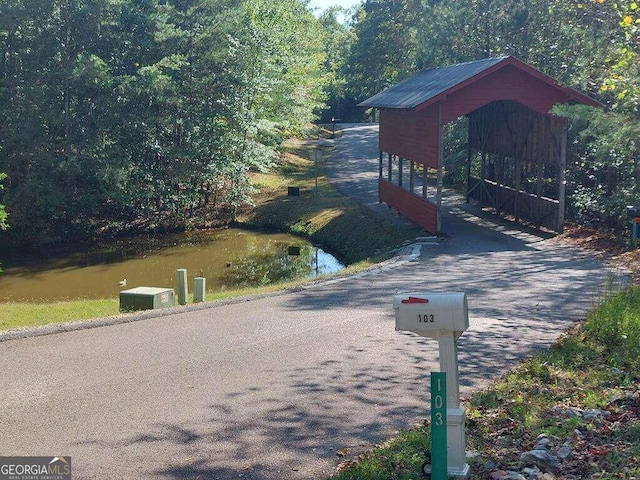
[144,124,624,480]
[56,123,625,480]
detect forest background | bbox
[0,0,638,251]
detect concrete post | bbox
[176,269,188,306]
[438,334,470,477]
[193,277,206,303]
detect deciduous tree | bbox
[0,0,329,248]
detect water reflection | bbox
[0,229,344,303]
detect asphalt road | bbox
[0,124,623,480]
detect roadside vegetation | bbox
[240,135,417,265]
[328,285,640,480]
[0,299,120,332]
[1,0,639,253]
[0,136,416,333]
[0,281,318,332]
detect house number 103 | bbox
[431,371,447,479]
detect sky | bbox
[306,0,361,15]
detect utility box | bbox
[393,292,469,336]
[119,287,175,312]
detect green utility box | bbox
[119,287,175,312]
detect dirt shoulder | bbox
[553,223,640,283]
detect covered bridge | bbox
[359,56,599,234]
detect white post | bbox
[438,333,470,477]
[438,335,460,408]
[393,292,470,477]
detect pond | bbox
[0,228,345,303]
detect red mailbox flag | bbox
[401,296,429,304]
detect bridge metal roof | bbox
[358,56,599,111]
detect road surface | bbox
[0,124,621,479]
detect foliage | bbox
[219,243,314,287]
[555,103,640,229]
[0,172,7,231]
[442,118,469,189]
[0,170,6,273]
[316,7,357,122]
[341,0,422,121]
[330,426,431,480]
[599,0,640,114]
[585,285,640,370]
[0,0,328,249]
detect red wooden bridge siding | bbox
[379,106,440,169]
[441,64,573,123]
[379,178,437,234]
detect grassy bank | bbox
[0,299,120,332]
[328,287,640,479]
[0,133,417,332]
[239,137,419,265]
[0,287,276,332]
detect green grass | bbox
[0,260,378,333]
[329,286,640,479]
[0,299,120,331]
[333,426,432,480]
[584,285,640,370]
[242,140,419,264]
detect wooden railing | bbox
[467,176,560,231]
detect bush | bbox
[585,286,640,370]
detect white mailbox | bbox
[393,291,471,477]
[393,292,469,336]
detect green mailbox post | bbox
[431,371,448,479]
[393,292,471,478]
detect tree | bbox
[0,172,7,231]
[189,0,327,218]
[344,0,422,117]
[553,0,640,230]
[599,0,640,115]
[555,104,640,228]
[0,0,330,248]
[316,6,356,122]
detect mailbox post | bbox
[393,292,470,477]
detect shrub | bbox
[585,286,640,370]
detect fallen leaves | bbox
[336,448,350,458]
[471,387,640,479]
